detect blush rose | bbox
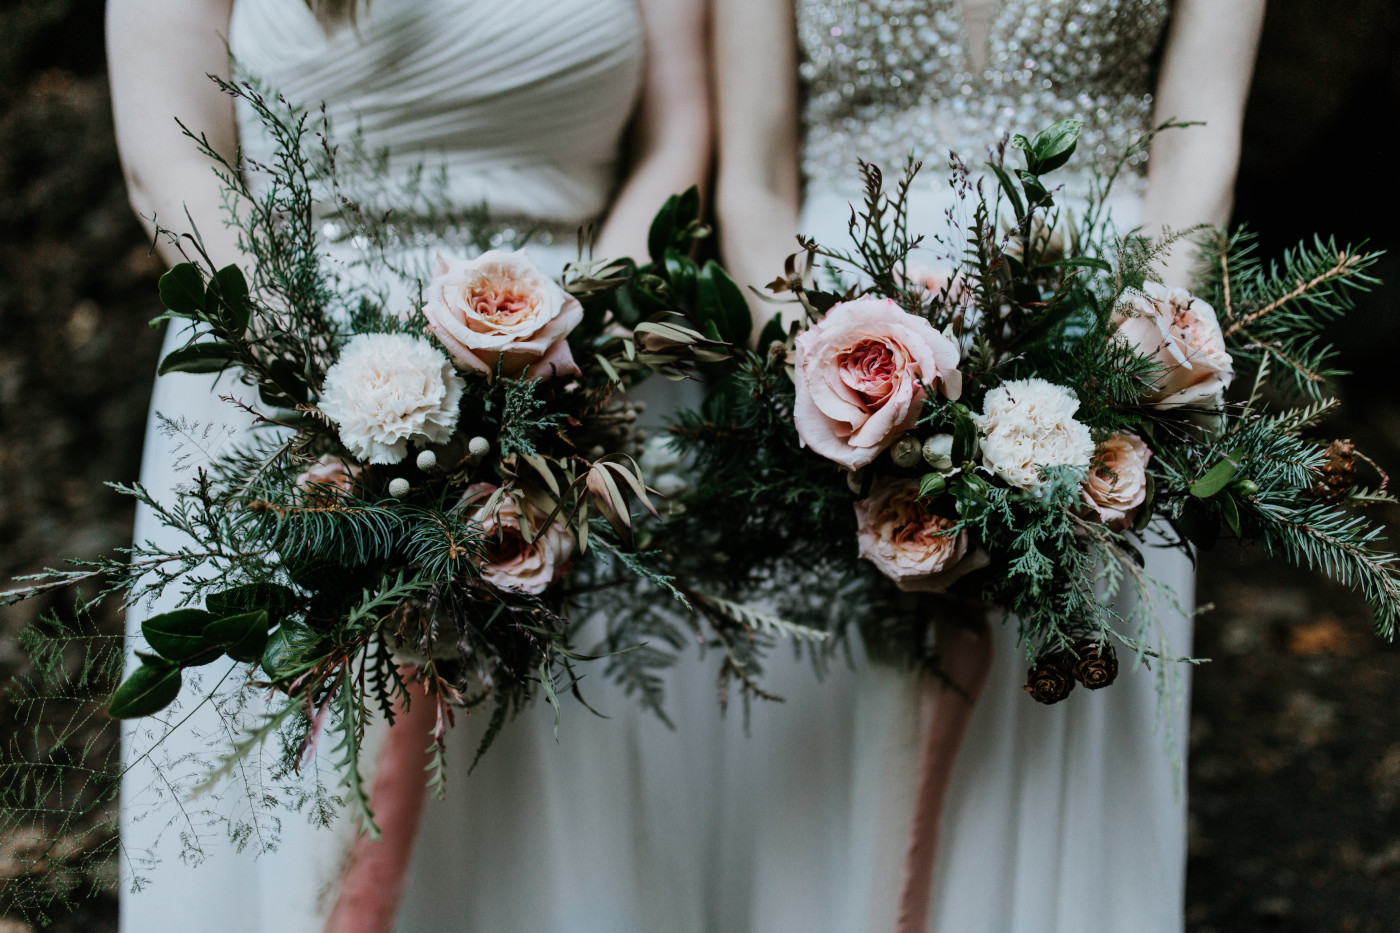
[462,483,574,595]
[423,248,583,380]
[1113,282,1234,409]
[794,298,963,471]
[1082,432,1152,528]
[295,455,362,503]
[854,478,988,592]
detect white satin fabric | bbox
[720,185,1193,933]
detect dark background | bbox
[2,1,1400,929]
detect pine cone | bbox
[1310,439,1357,503]
[1024,654,1075,704]
[1072,639,1119,689]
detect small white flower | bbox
[388,477,411,498]
[922,434,958,474]
[974,378,1094,489]
[319,333,465,465]
[468,436,491,460]
[415,449,438,472]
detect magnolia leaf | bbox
[108,656,182,719]
[142,608,215,663]
[1030,119,1082,173]
[206,610,270,664]
[211,264,251,333]
[206,582,300,621]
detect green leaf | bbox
[142,608,215,663]
[158,342,237,376]
[1040,256,1113,274]
[108,656,182,719]
[1030,119,1082,174]
[207,610,271,664]
[951,405,978,464]
[674,185,701,229]
[663,247,698,298]
[211,264,250,333]
[757,312,786,350]
[1219,491,1242,538]
[647,194,679,267]
[206,582,300,621]
[1017,170,1052,207]
[695,260,752,347]
[918,473,948,499]
[158,263,205,314]
[1190,453,1241,498]
[260,620,324,681]
[267,359,309,405]
[987,162,1027,224]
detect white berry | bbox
[388,477,411,498]
[468,436,490,459]
[415,449,438,471]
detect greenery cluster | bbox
[663,119,1397,701]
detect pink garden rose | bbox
[794,297,963,470]
[423,248,583,380]
[1082,432,1152,528]
[295,455,362,503]
[1113,283,1234,409]
[854,478,988,592]
[462,483,574,595]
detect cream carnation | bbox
[975,378,1094,488]
[423,248,583,379]
[1082,432,1152,528]
[319,333,465,465]
[462,484,574,595]
[1113,282,1234,409]
[854,478,988,592]
[794,297,963,470]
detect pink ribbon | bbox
[323,683,435,933]
[894,614,994,933]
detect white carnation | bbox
[975,377,1094,488]
[319,333,465,465]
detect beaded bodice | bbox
[797,0,1172,196]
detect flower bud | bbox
[922,433,956,473]
[415,450,438,472]
[891,435,924,469]
[388,477,411,499]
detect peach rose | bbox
[794,298,962,470]
[1113,283,1234,408]
[1082,432,1152,528]
[462,483,574,595]
[854,478,989,592]
[423,248,583,380]
[295,455,362,503]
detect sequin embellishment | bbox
[796,0,1171,195]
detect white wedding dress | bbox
[121,2,734,931]
[714,3,1193,932]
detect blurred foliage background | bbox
[1,0,1398,929]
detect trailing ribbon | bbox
[894,614,994,933]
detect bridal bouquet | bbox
[669,120,1399,702]
[0,79,756,854]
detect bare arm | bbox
[107,0,240,270]
[592,0,712,264]
[712,0,803,339]
[1141,0,1266,285]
